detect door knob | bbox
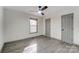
[62,29,64,31]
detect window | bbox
[30,18,38,33]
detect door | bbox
[45,18,51,37]
[61,13,73,44]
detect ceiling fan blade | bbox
[41,6,48,11]
[41,12,44,15]
[38,6,42,8]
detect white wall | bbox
[4,8,44,42]
[0,7,4,52]
[45,7,79,45]
[50,16,61,40]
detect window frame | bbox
[29,18,38,34]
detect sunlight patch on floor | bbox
[23,43,37,53]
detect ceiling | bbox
[4,6,79,17]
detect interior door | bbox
[45,19,50,37]
[61,13,73,44]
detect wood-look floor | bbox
[2,36,79,53]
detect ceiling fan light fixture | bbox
[38,11,42,14]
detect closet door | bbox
[61,13,73,44]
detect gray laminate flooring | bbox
[2,36,79,53]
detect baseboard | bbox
[5,35,44,44]
[49,36,79,46]
[44,35,61,41]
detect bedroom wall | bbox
[0,7,4,52]
[3,8,44,42]
[45,7,79,45]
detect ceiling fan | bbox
[38,6,48,15]
[30,6,48,15]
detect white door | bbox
[45,19,50,37]
[61,13,73,44]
